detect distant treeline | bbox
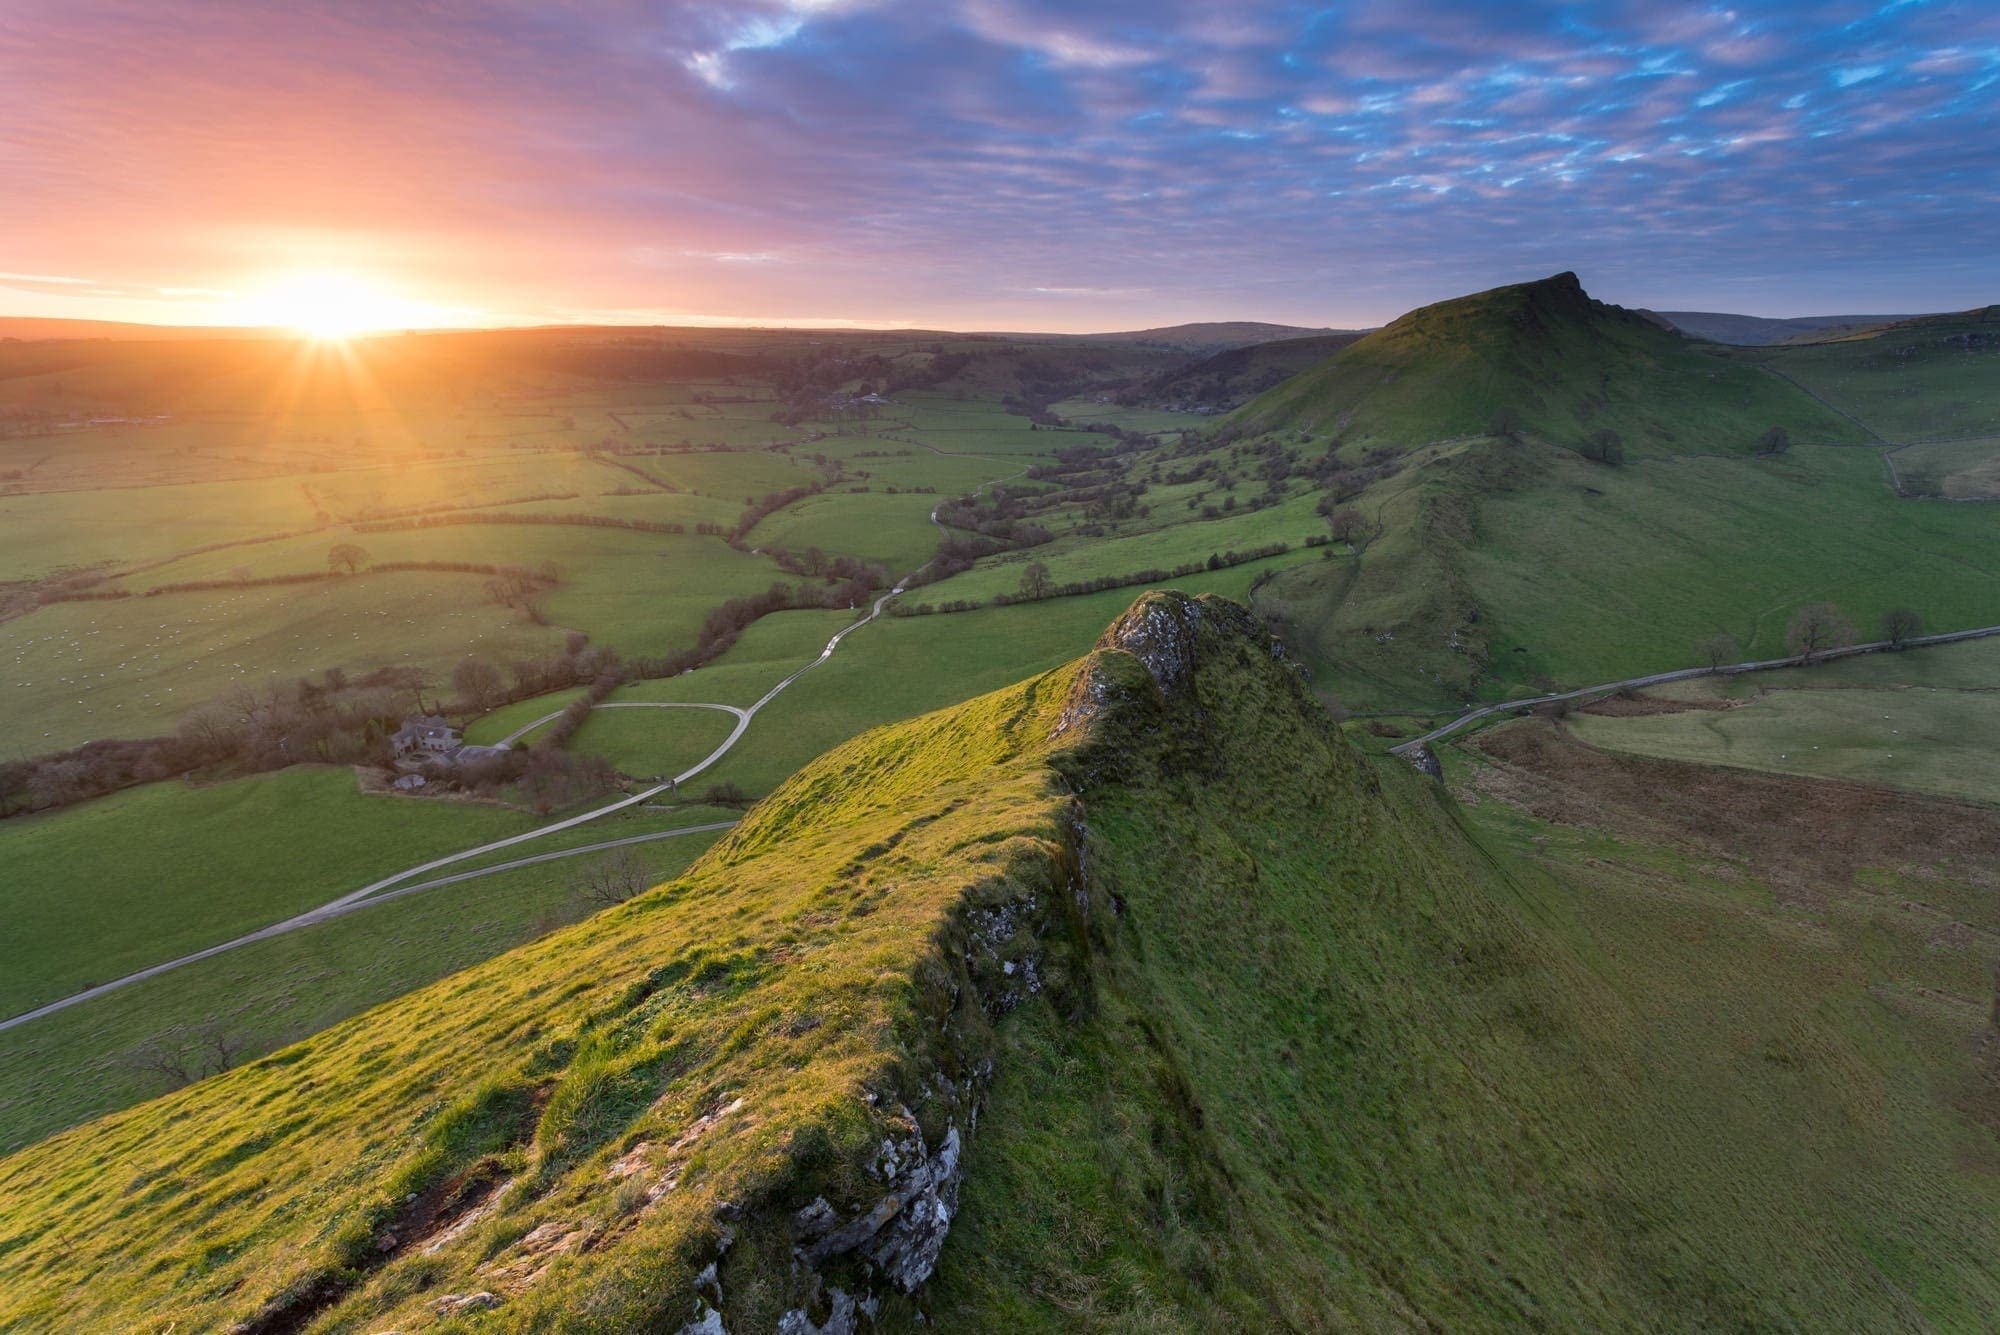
[340,491,580,523]
[354,511,687,536]
[892,540,1310,617]
[628,577,878,679]
[32,559,540,605]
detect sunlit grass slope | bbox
[3,593,1996,1330]
[1228,271,1859,454]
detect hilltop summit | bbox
[1227,271,1856,453]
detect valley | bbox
[3,277,1998,1330]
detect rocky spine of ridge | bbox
[687,593,1300,1333]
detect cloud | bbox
[0,0,1995,328]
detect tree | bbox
[1018,561,1055,601]
[574,846,650,908]
[703,780,748,807]
[1697,632,1741,671]
[1756,425,1792,456]
[1880,606,1924,648]
[1786,602,1855,662]
[327,542,368,574]
[1488,407,1522,440]
[1580,428,1624,465]
[1322,506,1367,544]
[452,657,505,711]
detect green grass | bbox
[806,436,1041,494]
[1755,308,2000,441]
[1047,397,1206,434]
[5,593,2000,1331]
[743,488,942,572]
[921,490,1325,604]
[1465,442,2000,694]
[565,704,739,781]
[1257,434,2000,713]
[0,766,539,1017]
[1890,436,2000,499]
[682,551,1322,797]
[0,472,320,581]
[462,685,593,744]
[1,573,564,751]
[0,608,1090,1331]
[0,815,724,1152]
[1229,272,1858,454]
[1568,639,2000,805]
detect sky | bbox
[2,0,1997,332]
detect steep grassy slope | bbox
[1229,272,1858,454]
[4,593,1997,1331]
[1251,428,1999,713]
[1755,305,2000,441]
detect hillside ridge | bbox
[1224,270,1860,454]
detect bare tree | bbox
[452,657,505,711]
[1697,633,1741,671]
[327,542,368,574]
[1880,606,1924,648]
[574,846,651,907]
[1322,506,1367,544]
[123,1021,245,1090]
[1786,602,1855,662]
[1018,562,1055,601]
[126,1038,195,1088]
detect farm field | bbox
[0,813,727,1152]
[2,571,562,750]
[742,487,942,571]
[0,765,538,1017]
[1048,395,1208,434]
[809,436,1039,494]
[1466,443,2000,696]
[923,490,1328,604]
[558,703,739,781]
[673,549,1320,796]
[1568,638,2000,805]
[1752,312,2000,442]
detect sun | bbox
[247,272,420,340]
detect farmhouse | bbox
[391,714,460,759]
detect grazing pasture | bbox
[1569,637,2000,805]
[0,809,726,1151]
[0,766,537,1017]
[2,572,560,750]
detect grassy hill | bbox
[1650,310,1923,346]
[1227,272,1859,454]
[4,592,1997,1330]
[1754,305,2000,441]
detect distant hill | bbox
[1651,310,1926,346]
[0,316,284,343]
[1121,331,1369,411]
[1226,271,1859,453]
[1058,320,1339,351]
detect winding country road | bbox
[0,821,740,1035]
[2,471,1019,1032]
[3,453,1033,1031]
[1390,622,2000,759]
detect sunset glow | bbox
[2,3,1997,327]
[240,273,427,340]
